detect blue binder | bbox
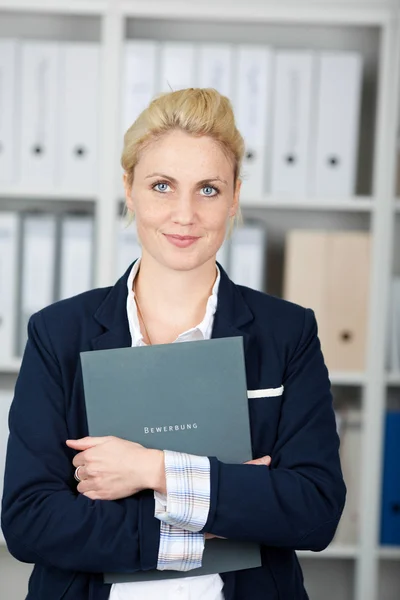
[380,411,400,545]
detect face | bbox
[124,129,240,272]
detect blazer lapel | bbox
[91,264,134,351]
[212,265,254,341]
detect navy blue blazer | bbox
[1,263,346,600]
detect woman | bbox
[1,88,345,600]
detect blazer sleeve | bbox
[201,308,346,551]
[1,311,160,573]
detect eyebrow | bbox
[145,172,228,186]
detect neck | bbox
[134,251,218,329]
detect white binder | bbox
[59,43,100,194]
[122,40,159,136]
[312,52,362,197]
[19,214,57,355]
[159,42,196,93]
[116,218,141,278]
[229,223,266,291]
[270,51,315,196]
[334,408,362,544]
[59,215,94,301]
[0,40,18,185]
[0,389,13,543]
[0,212,19,364]
[197,44,233,98]
[19,41,61,187]
[386,277,400,373]
[233,46,273,203]
[216,239,231,274]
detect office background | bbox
[0,0,400,598]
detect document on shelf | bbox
[0,39,18,184]
[159,42,196,93]
[216,239,230,274]
[283,230,370,372]
[81,337,261,582]
[0,212,19,363]
[0,389,13,544]
[19,41,61,188]
[116,217,141,279]
[59,42,100,194]
[122,40,159,135]
[385,277,400,373]
[334,408,362,545]
[270,51,315,196]
[58,215,94,301]
[18,214,57,355]
[197,43,234,98]
[380,411,400,545]
[312,52,363,197]
[233,45,273,203]
[229,224,267,291]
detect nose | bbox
[171,192,196,226]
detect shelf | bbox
[386,372,400,386]
[378,546,400,560]
[297,544,400,565]
[297,544,358,560]
[0,0,107,14]
[116,193,375,212]
[330,372,366,386]
[0,359,21,374]
[0,186,97,202]
[121,0,391,26]
[240,196,375,212]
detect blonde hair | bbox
[121,88,244,235]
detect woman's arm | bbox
[200,308,346,551]
[63,307,343,551]
[1,311,160,573]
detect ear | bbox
[123,173,134,213]
[229,179,241,217]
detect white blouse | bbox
[109,259,224,600]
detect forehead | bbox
[136,130,233,176]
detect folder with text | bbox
[81,337,261,583]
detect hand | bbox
[66,436,166,501]
[205,454,272,539]
[245,454,272,467]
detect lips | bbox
[166,234,199,240]
[163,233,200,248]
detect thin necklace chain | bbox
[133,281,152,345]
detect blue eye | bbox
[201,186,218,197]
[153,182,170,193]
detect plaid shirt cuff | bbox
[155,450,211,531]
[155,520,205,571]
[153,450,211,571]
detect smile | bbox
[163,234,200,248]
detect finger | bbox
[74,465,88,480]
[245,455,271,466]
[77,478,96,494]
[66,437,108,450]
[83,491,101,500]
[72,453,86,468]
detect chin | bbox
[162,250,214,273]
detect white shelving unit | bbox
[241,196,376,211]
[1,1,400,600]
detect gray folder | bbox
[80,336,261,583]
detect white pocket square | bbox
[247,386,284,399]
